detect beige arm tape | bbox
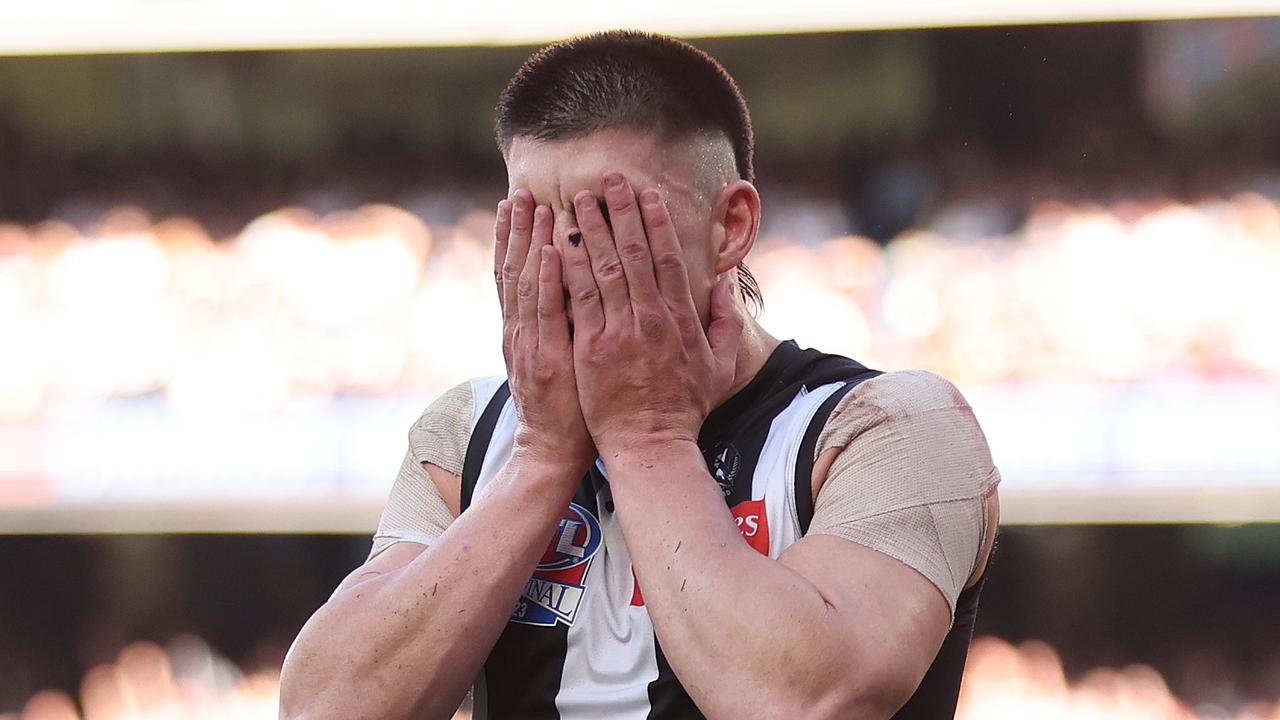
[807,370,1001,615]
[368,380,474,560]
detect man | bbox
[280,30,1000,720]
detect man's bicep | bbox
[344,461,461,596]
[369,450,456,559]
[333,540,428,595]
[809,370,1002,610]
[778,534,951,715]
[368,380,475,562]
[426,461,463,517]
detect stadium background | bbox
[2,3,1279,718]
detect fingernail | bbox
[605,172,625,191]
[569,230,583,247]
[641,189,661,207]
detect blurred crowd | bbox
[0,190,1278,421]
[956,638,1280,720]
[4,635,1277,720]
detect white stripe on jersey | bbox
[469,375,849,717]
[557,468,658,719]
[753,382,848,552]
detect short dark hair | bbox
[495,30,763,311]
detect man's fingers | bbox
[493,198,513,306]
[516,204,549,333]
[706,273,745,374]
[574,188,632,326]
[561,223,605,335]
[602,172,661,304]
[638,188,698,329]
[530,203,553,262]
[502,189,535,325]
[538,244,570,349]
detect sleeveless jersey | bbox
[459,340,985,719]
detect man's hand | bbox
[561,172,745,456]
[281,192,605,720]
[495,189,595,473]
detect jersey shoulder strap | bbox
[460,380,511,511]
[793,369,881,534]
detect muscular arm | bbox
[607,441,956,720]
[278,453,580,720]
[281,189,595,720]
[562,173,998,719]
[607,373,1000,720]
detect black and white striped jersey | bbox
[458,340,985,719]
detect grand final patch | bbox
[510,503,602,627]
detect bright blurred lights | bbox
[3,193,1280,418]
[3,0,1280,55]
[1,191,1280,528]
[4,634,1277,720]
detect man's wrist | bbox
[509,440,594,480]
[597,433,700,469]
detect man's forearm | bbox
[603,440,867,719]
[280,452,581,720]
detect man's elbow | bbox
[277,704,324,720]
[278,681,375,720]
[277,659,331,720]
[278,642,365,720]
[277,690,324,720]
[279,702,366,720]
[813,692,904,720]
[779,673,914,720]
[278,648,456,720]
[691,666,908,719]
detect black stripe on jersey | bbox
[460,380,567,720]
[579,464,605,517]
[891,574,987,719]
[646,642,703,718]
[699,341,866,507]
[700,341,871,445]
[792,370,880,534]
[644,341,876,719]
[786,363,989,720]
[480,625,565,720]
[461,381,510,512]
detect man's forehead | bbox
[505,128,734,203]
[506,129,669,189]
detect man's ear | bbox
[711,180,761,275]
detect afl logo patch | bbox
[537,503,603,571]
[511,503,602,627]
